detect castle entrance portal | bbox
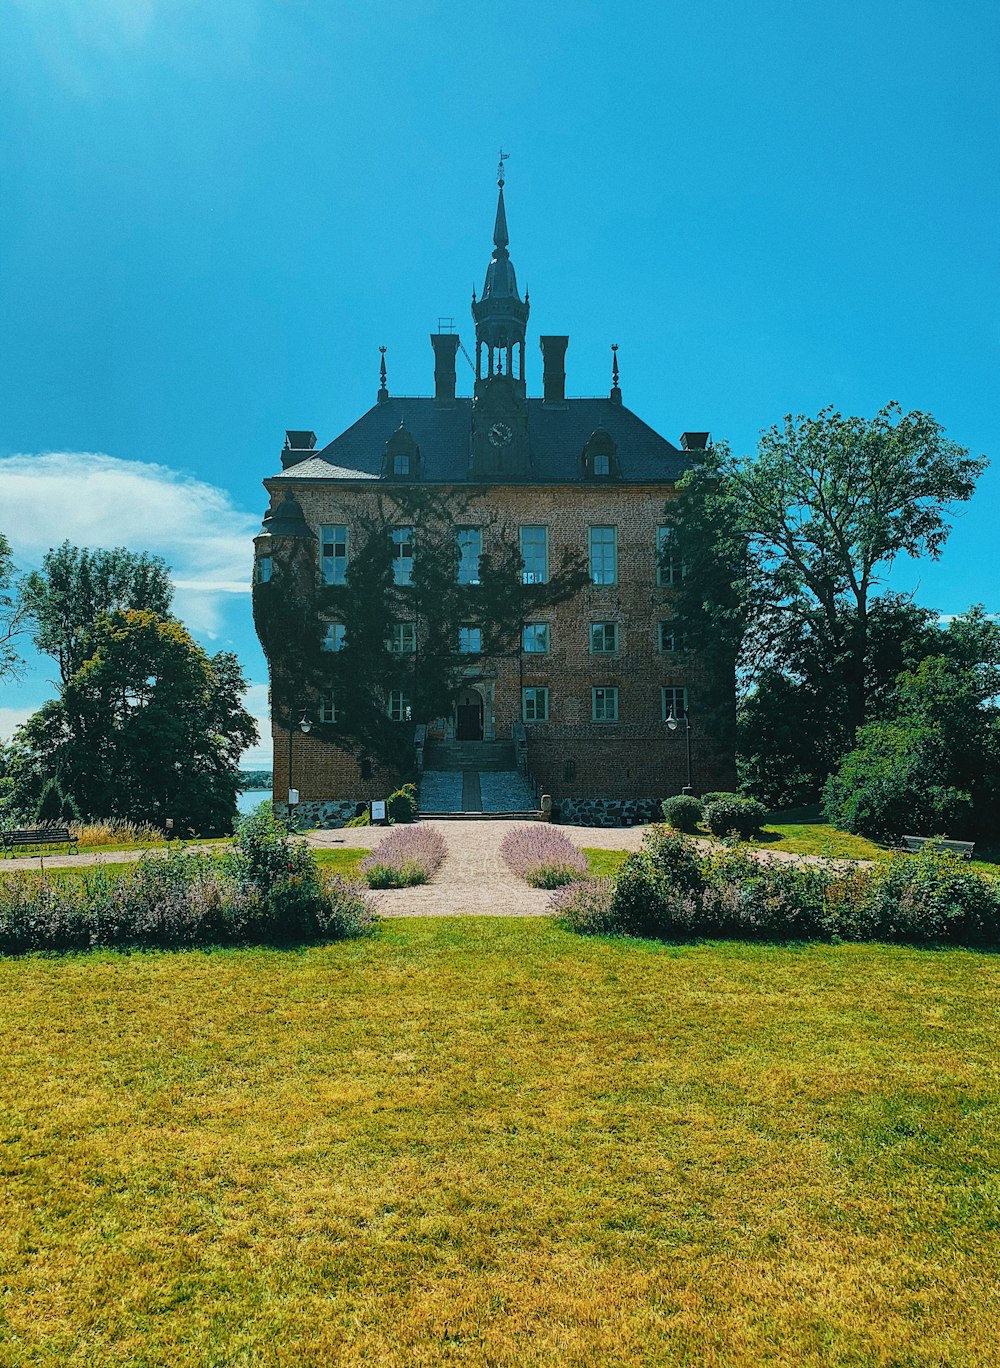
[455,688,484,741]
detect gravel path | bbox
[309,819,648,917]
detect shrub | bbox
[701,792,737,807]
[699,845,833,941]
[857,849,1000,946]
[0,836,378,956]
[549,877,618,934]
[607,852,700,938]
[704,795,767,839]
[387,784,418,824]
[500,826,588,887]
[661,794,703,833]
[36,780,80,825]
[359,825,446,888]
[345,812,371,828]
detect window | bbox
[520,525,549,584]
[522,687,549,722]
[320,691,338,724]
[589,526,617,585]
[392,526,414,585]
[592,686,619,722]
[320,524,349,585]
[458,626,482,654]
[659,623,676,653]
[657,526,685,586]
[522,622,550,654]
[661,686,689,721]
[457,527,481,585]
[392,453,410,476]
[590,621,618,654]
[387,621,416,654]
[593,453,610,477]
[256,555,272,585]
[388,691,412,722]
[322,622,346,652]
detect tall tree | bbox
[7,611,257,832]
[21,543,174,683]
[0,533,28,681]
[662,405,987,799]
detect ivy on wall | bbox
[254,489,588,777]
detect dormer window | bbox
[384,424,420,480]
[582,429,618,479]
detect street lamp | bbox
[665,700,694,796]
[287,710,312,826]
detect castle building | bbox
[254,167,736,825]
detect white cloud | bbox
[0,451,260,637]
[0,704,35,744]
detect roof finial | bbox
[492,150,510,255]
[497,146,509,187]
[610,343,622,404]
[377,345,389,404]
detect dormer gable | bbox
[382,423,420,480]
[582,428,619,480]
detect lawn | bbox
[0,920,997,1366]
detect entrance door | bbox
[455,690,484,740]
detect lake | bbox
[236,788,270,816]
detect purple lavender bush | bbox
[359,825,446,888]
[500,825,588,888]
[549,877,618,933]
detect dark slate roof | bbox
[270,398,688,486]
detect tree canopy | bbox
[661,404,988,804]
[0,533,27,681]
[6,610,257,833]
[21,542,174,684]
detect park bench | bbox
[901,835,975,860]
[1,826,79,857]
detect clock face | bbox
[488,421,513,448]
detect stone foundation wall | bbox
[555,797,663,827]
[274,799,364,829]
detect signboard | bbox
[287,788,299,806]
[370,800,387,823]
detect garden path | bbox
[309,819,649,917]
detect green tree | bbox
[0,533,27,681]
[823,652,1000,841]
[21,542,174,684]
[8,611,257,833]
[662,405,987,800]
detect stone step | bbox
[424,741,517,773]
[417,768,535,815]
[420,811,542,821]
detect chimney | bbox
[281,430,317,470]
[430,333,460,404]
[539,335,569,404]
[680,432,711,451]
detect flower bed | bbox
[359,826,446,889]
[552,824,1000,947]
[500,825,588,888]
[0,812,377,954]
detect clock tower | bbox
[470,155,531,479]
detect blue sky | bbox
[1,0,997,762]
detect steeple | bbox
[472,149,529,397]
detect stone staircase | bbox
[420,741,537,817]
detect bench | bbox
[901,835,975,860]
[1,826,79,857]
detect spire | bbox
[610,343,622,405]
[377,345,388,403]
[493,148,510,254]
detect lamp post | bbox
[287,710,312,826]
[665,700,694,796]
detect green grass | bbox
[750,822,890,860]
[0,920,998,1365]
[313,847,366,876]
[583,846,630,877]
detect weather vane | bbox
[497,146,510,187]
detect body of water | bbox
[236,788,270,816]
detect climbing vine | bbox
[254,488,587,777]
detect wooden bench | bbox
[901,835,975,860]
[1,826,79,857]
